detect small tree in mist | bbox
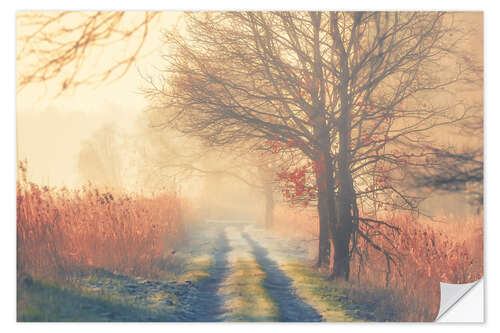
[135,111,284,226]
[78,123,124,190]
[147,12,481,280]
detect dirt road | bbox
[175,221,323,321]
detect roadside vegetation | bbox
[17,161,186,282]
[17,162,192,321]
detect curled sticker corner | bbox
[436,279,483,321]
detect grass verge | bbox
[17,278,178,322]
[282,262,371,322]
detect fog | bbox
[16,12,482,222]
[17,104,267,223]
[17,105,138,188]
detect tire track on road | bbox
[242,232,323,322]
[176,226,231,321]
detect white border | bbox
[3,0,498,331]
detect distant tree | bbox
[78,123,123,190]
[411,144,483,207]
[135,111,284,227]
[409,91,483,207]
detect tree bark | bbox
[314,142,338,274]
[316,192,330,267]
[329,143,354,280]
[328,114,355,280]
[327,12,356,281]
[331,125,354,280]
[331,227,351,279]
[310,12,332,268]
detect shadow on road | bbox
[242,232,323,322]
[176,227,232,322]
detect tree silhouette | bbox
[148,12,480,280]
[78,123,123,190]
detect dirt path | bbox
[72,221,355,322]
[175,222,323,321]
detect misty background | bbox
[16,12,481,219]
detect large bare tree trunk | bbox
[314,137,338,273]
[327,12,356,281]
[331,227,351,279]
[329,131,354,280]
[329,98,355,280]
[310,12,333,268]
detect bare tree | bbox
[146,11,480,280]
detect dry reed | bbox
[17,161,186,282]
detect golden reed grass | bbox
[272,205,483,321]
[17,161,186,282]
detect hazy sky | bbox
[17,12,182,188]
